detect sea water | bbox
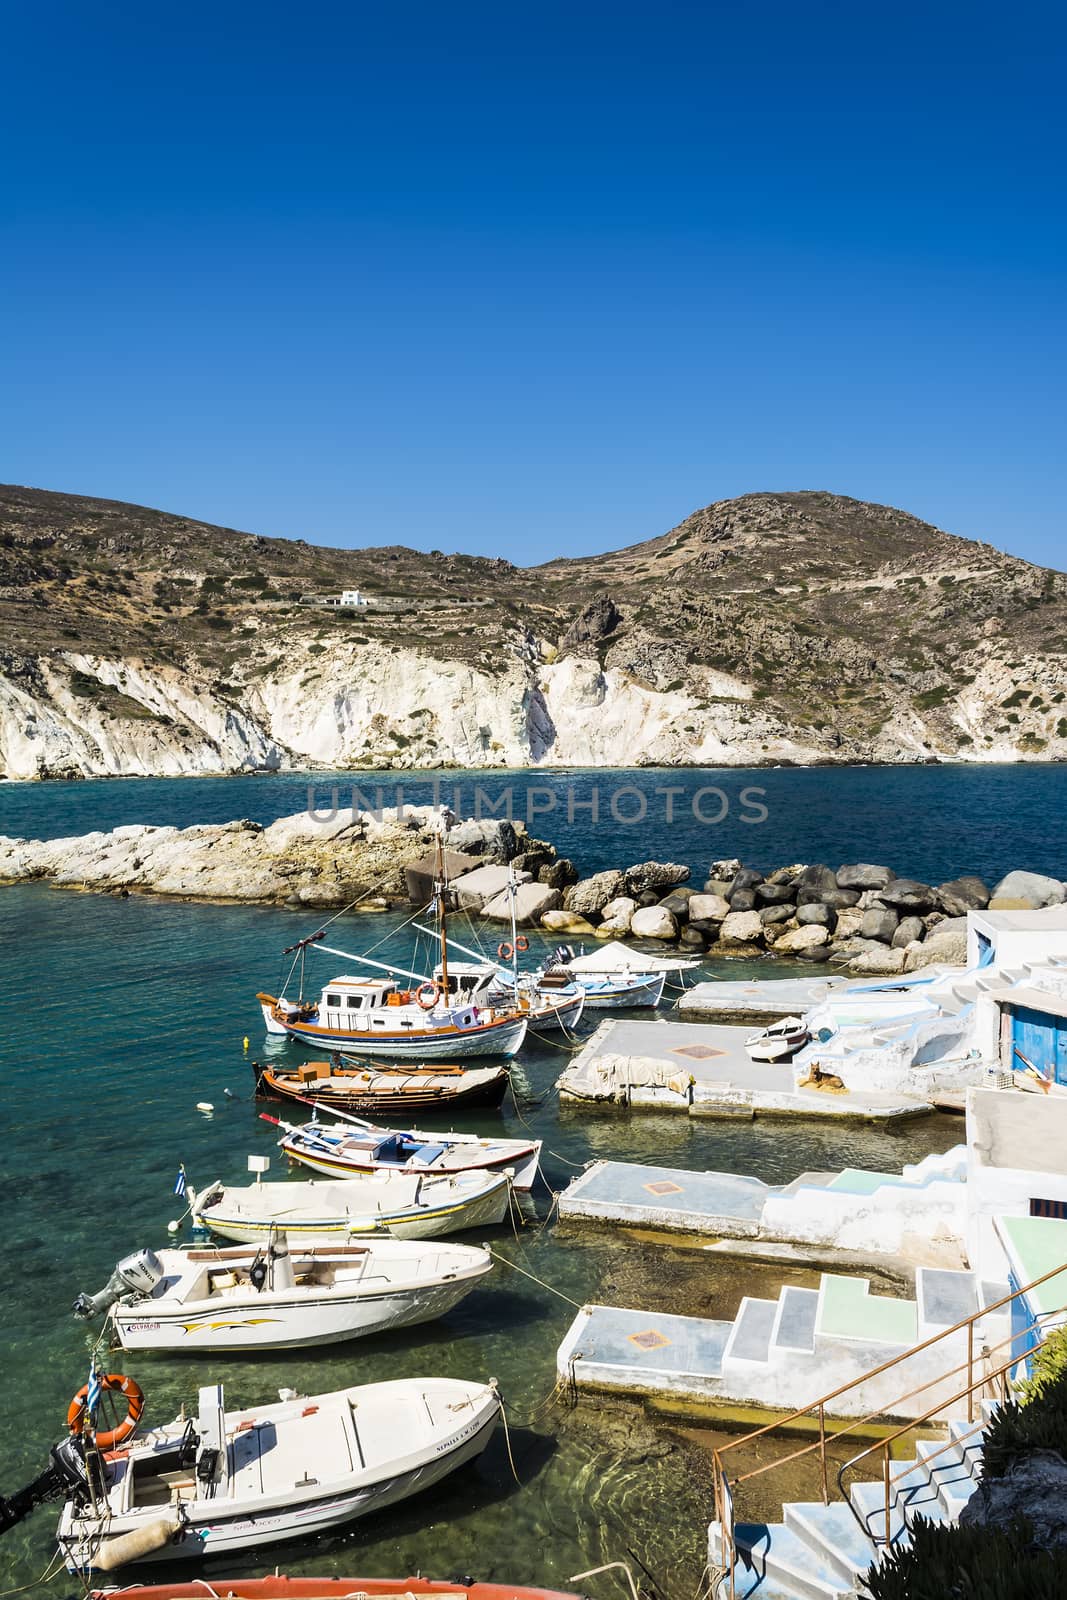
[0,769,1032,1595]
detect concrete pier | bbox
[676,974,852,1026]
[556,1017,932,1121]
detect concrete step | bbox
[723,1296,779,1366]
[772,1287,820,1355]
[709,1521,802,1600]
[728,1520,852,1600]
[947,1416,987,1478]
[783,1501,877,1589]
[915,1267,978,1333]
[913,1440,980,1518]
[849,1459,950,1547]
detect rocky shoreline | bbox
[1,803,1064,974]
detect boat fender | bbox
[92,1515,182,1570]
[67,1375,145,1452]
[415,981,440,1010]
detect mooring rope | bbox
[488,1245,583,1308]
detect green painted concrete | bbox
[999,1214,1067,1315]
[817,1274,918,1345]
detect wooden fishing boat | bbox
[266,1108,542,1189]
[189,1168,512,1243]
[253,1057,511,1112]
[87,1577,587,1599]
[55,1376,500,1568]
[74,1235,493,1352]
[258,981,529,1060]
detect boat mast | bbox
[508,867,520,998]
[436,833,450,1003]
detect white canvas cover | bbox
[562,940,700,975]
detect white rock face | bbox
[719,910,764,945]
[990,870,1066,909]
[482,882,561,926]
[687,893,729,922]
[772,924,830,954]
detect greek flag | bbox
[173,1163,187,1198]
[86,1358,102,1418]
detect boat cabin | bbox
[432,962,497,1003]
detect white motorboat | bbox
[745,1016,811,1062]
[267,1110,542,1191]
[190,1167,512,1244]
[73,1236,493,1352]
[55,1375,500,1569]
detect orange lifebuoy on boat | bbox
[67,1374,145,1451]
[497,942,514,962]
[415,981,440,1010]
[514,935,530,952]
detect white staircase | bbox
[708,1408,993,1599]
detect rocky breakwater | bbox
[540,858,1067,974]
[0,806,534,908]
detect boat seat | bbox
[408,1144,448,1166]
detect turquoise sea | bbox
[0,766,1057,1596]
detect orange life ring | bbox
[67,1374,145,1451]
[514,935,530,952]
[415,981,440,1010]
[497,942,514,962]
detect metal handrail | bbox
[711,1260,1067,1600]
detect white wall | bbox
[966,1088,1067,1280]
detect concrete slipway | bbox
[556,1017,929,1121]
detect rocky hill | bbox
[1,483,1064,778]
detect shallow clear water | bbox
[0,773,977,1596]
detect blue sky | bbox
[0,1,1063,566]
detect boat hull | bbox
[257,1063,511,1113]
[91,1580,586,1600]
[114,1253,491,1352]
[61,1382,500,1569]
[259,996,528,1059]
[577,972,667,1009]
[194,1176,512,1244]
[277,1122,541,1191]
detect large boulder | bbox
[848,945,907,976]
[447,817,521,862]
[679,926,708,951]
[937,875,990,915]
[797,885,861,909]
[704,878,733,896]
[539,857,579,890]
[708,858,742,881]
[959,1449,1067,1550]
[541,910,598,936]
[756,881,797,906]
[990,870,1066,909]
[796,863,838,895]
[564,870,626,916]
[836,863,896,890]
[728,867,765,895]
[773,924,830,956]
[833,907,867,941]
[688,893,730,923]
[878,879,939,913]
[454,863,532,912]
[728,888,759,912]
[600,895,637,928]
[659,889,694,919]
[892,915,926,948]
[625,860,691,895]
[905,927,969,969]
[689,916,727,935]
[405,848,481,904]
[860,905,899,942]
[718,910,764,946]
[630,905,680,941]
[483,882,561,926]
[797,901,836,931]
[760,904,795,926]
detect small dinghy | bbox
[190,1167,512,1243]
[87,1577,586,1599]
[265,1109,542,1190]
[73,1235,493,1351]
[47,1374,500,1568]
[745,1015,811,1062]
[253,1057,511,1113]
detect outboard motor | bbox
[0,1435,94,1537]
[73,1247,165,1320]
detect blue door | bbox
[1010,1005,1067,1086]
